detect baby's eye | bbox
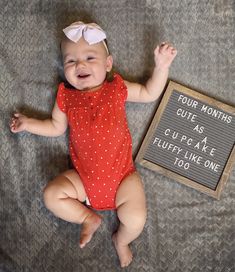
[64,58,76,65]
[87,56,95,61]
[66,59,75,63]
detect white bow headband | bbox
[63,21,109,54]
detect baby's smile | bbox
[77,73,91,79]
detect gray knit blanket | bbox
[1,1,234,271]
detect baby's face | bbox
[61,37,113,91]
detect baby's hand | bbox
[10,113,28,133]
[154,42,177,70]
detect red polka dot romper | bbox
[56,74,135,210]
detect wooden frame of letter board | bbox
[136,81,235,199]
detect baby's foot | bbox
[112,233,133,268]
[79,212,102,248]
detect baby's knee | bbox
[43,184,53,209]
[131,208,147,230]
[120,207,147,231]
[43,180,61,208]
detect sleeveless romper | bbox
[56,74,135,210]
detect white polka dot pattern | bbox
[57,74,135,210]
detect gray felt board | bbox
[136,81,235,199]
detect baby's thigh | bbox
[115,172,146,209]
[63,169,87,201]
[44,169,87,202]
[115,172,147,226]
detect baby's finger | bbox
[14,112,21,118]
[154,45,160,56]
[160,41,168,46]
[171,48,177,55]
[164,44,177,55]
[10,117,16,124]
[10,123,17,132]
[159,42,172,53]
[10,122,21,133]
[160,42,167,50]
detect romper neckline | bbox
[64,80,109,97]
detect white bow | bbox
[63,21,107,44]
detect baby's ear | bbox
[106,55,113,72]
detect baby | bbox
[10,21,177,268]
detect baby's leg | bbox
[43,169,101,248]
[113,172,147,267]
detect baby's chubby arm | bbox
[125,42,177,103]
[10,102,68,137]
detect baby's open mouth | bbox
[77,74,90,79]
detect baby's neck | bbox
[80,82,104,93]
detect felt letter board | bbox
[136,81,235,199]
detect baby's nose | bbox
[75,60,86,69]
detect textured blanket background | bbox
[0,1,235,271]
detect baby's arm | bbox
[125,42,177,103]
[10,102,68,137]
